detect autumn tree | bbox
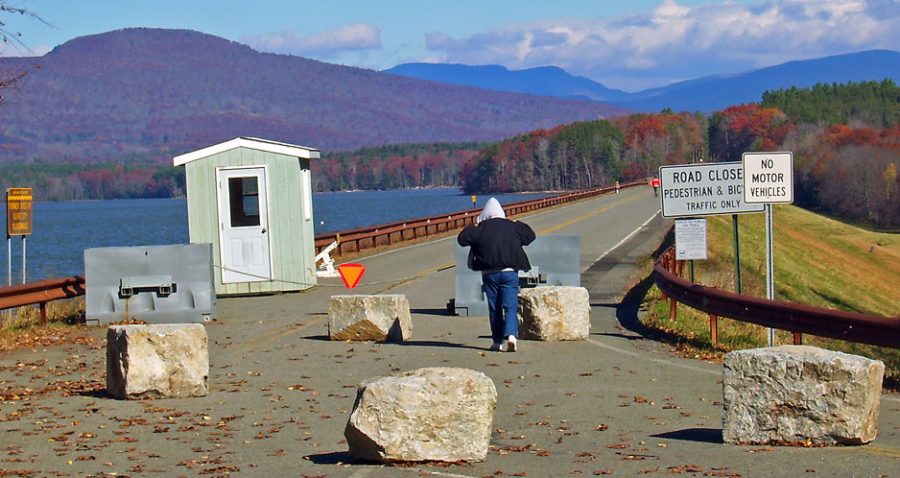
[708,105,793,161]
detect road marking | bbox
[582,209,661,272]
[537,194,640,235]
[374,261,455,294]
[586,335,721,376]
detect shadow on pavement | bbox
[411,307,453,317]
[652,428,723,444]
[399,340,485,351]
[301,335,486,351]
[304,451,355,465]
[304,334,331,341]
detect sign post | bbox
[6,188,33,285]
[743,152,793,346]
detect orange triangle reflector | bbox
[338,263,366,289]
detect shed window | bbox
[228,177,260,227]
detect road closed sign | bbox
[743,152,793,204]
[659,162,765,218]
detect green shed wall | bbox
[184,147,316,296]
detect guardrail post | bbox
[669,296,677,322]
[658,252,669,301]
[709,314,718,345]
[39,302,47,326]
[792,332,802,345]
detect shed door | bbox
[217,167,272,283]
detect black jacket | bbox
[457,218,536,272]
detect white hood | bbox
[477,197,506,223]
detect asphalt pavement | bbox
[0,187,897,478]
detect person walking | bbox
[458,198,536,352]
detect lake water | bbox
[1,188,551,280]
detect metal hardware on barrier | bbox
[119,275,175,298]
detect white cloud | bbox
[244,23,381,58]
[423,0,900,91]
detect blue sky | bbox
[2,0,898,91]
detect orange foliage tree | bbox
[709,105,794,161]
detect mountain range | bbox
[0,28,623,164]
[386,50,900,112]
[1,28,896,167]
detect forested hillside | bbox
[761,80,898,128]
[460,81,898,228]
[460,112,705,192]
[314,142,484,191]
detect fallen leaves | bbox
[667,464,704,474]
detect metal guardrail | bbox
[0,276,86,325]
[0,183,641,324]
[315,182,643,256]
[653,247,900,349]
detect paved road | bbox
[1,186,897,477]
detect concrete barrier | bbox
[723,345,884,445]
[106,324,209,399]
[345,367,497,462]
[328,294,412,342]
[518,286,591,341]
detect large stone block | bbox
[723,345,884,445]
[106,324,209,399]
[329,294,412,342]
[345,367,497,463]
[518,286,590,341]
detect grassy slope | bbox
[640,205,900,383]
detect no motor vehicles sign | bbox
[743,152,793,204]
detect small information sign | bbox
[743,152,794,204]
[6,188,33,236]
[675,218,707,260]
[659,162,765,218]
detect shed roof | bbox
[173,137,320,166]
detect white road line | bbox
[582,209,661,272]
[586,335,721,376]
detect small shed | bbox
[173,137,320,296]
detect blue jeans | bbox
[482,270,520,343]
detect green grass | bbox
[640,205,900,385]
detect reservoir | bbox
[1,188,552,279]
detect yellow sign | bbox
[7,187,33,236]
